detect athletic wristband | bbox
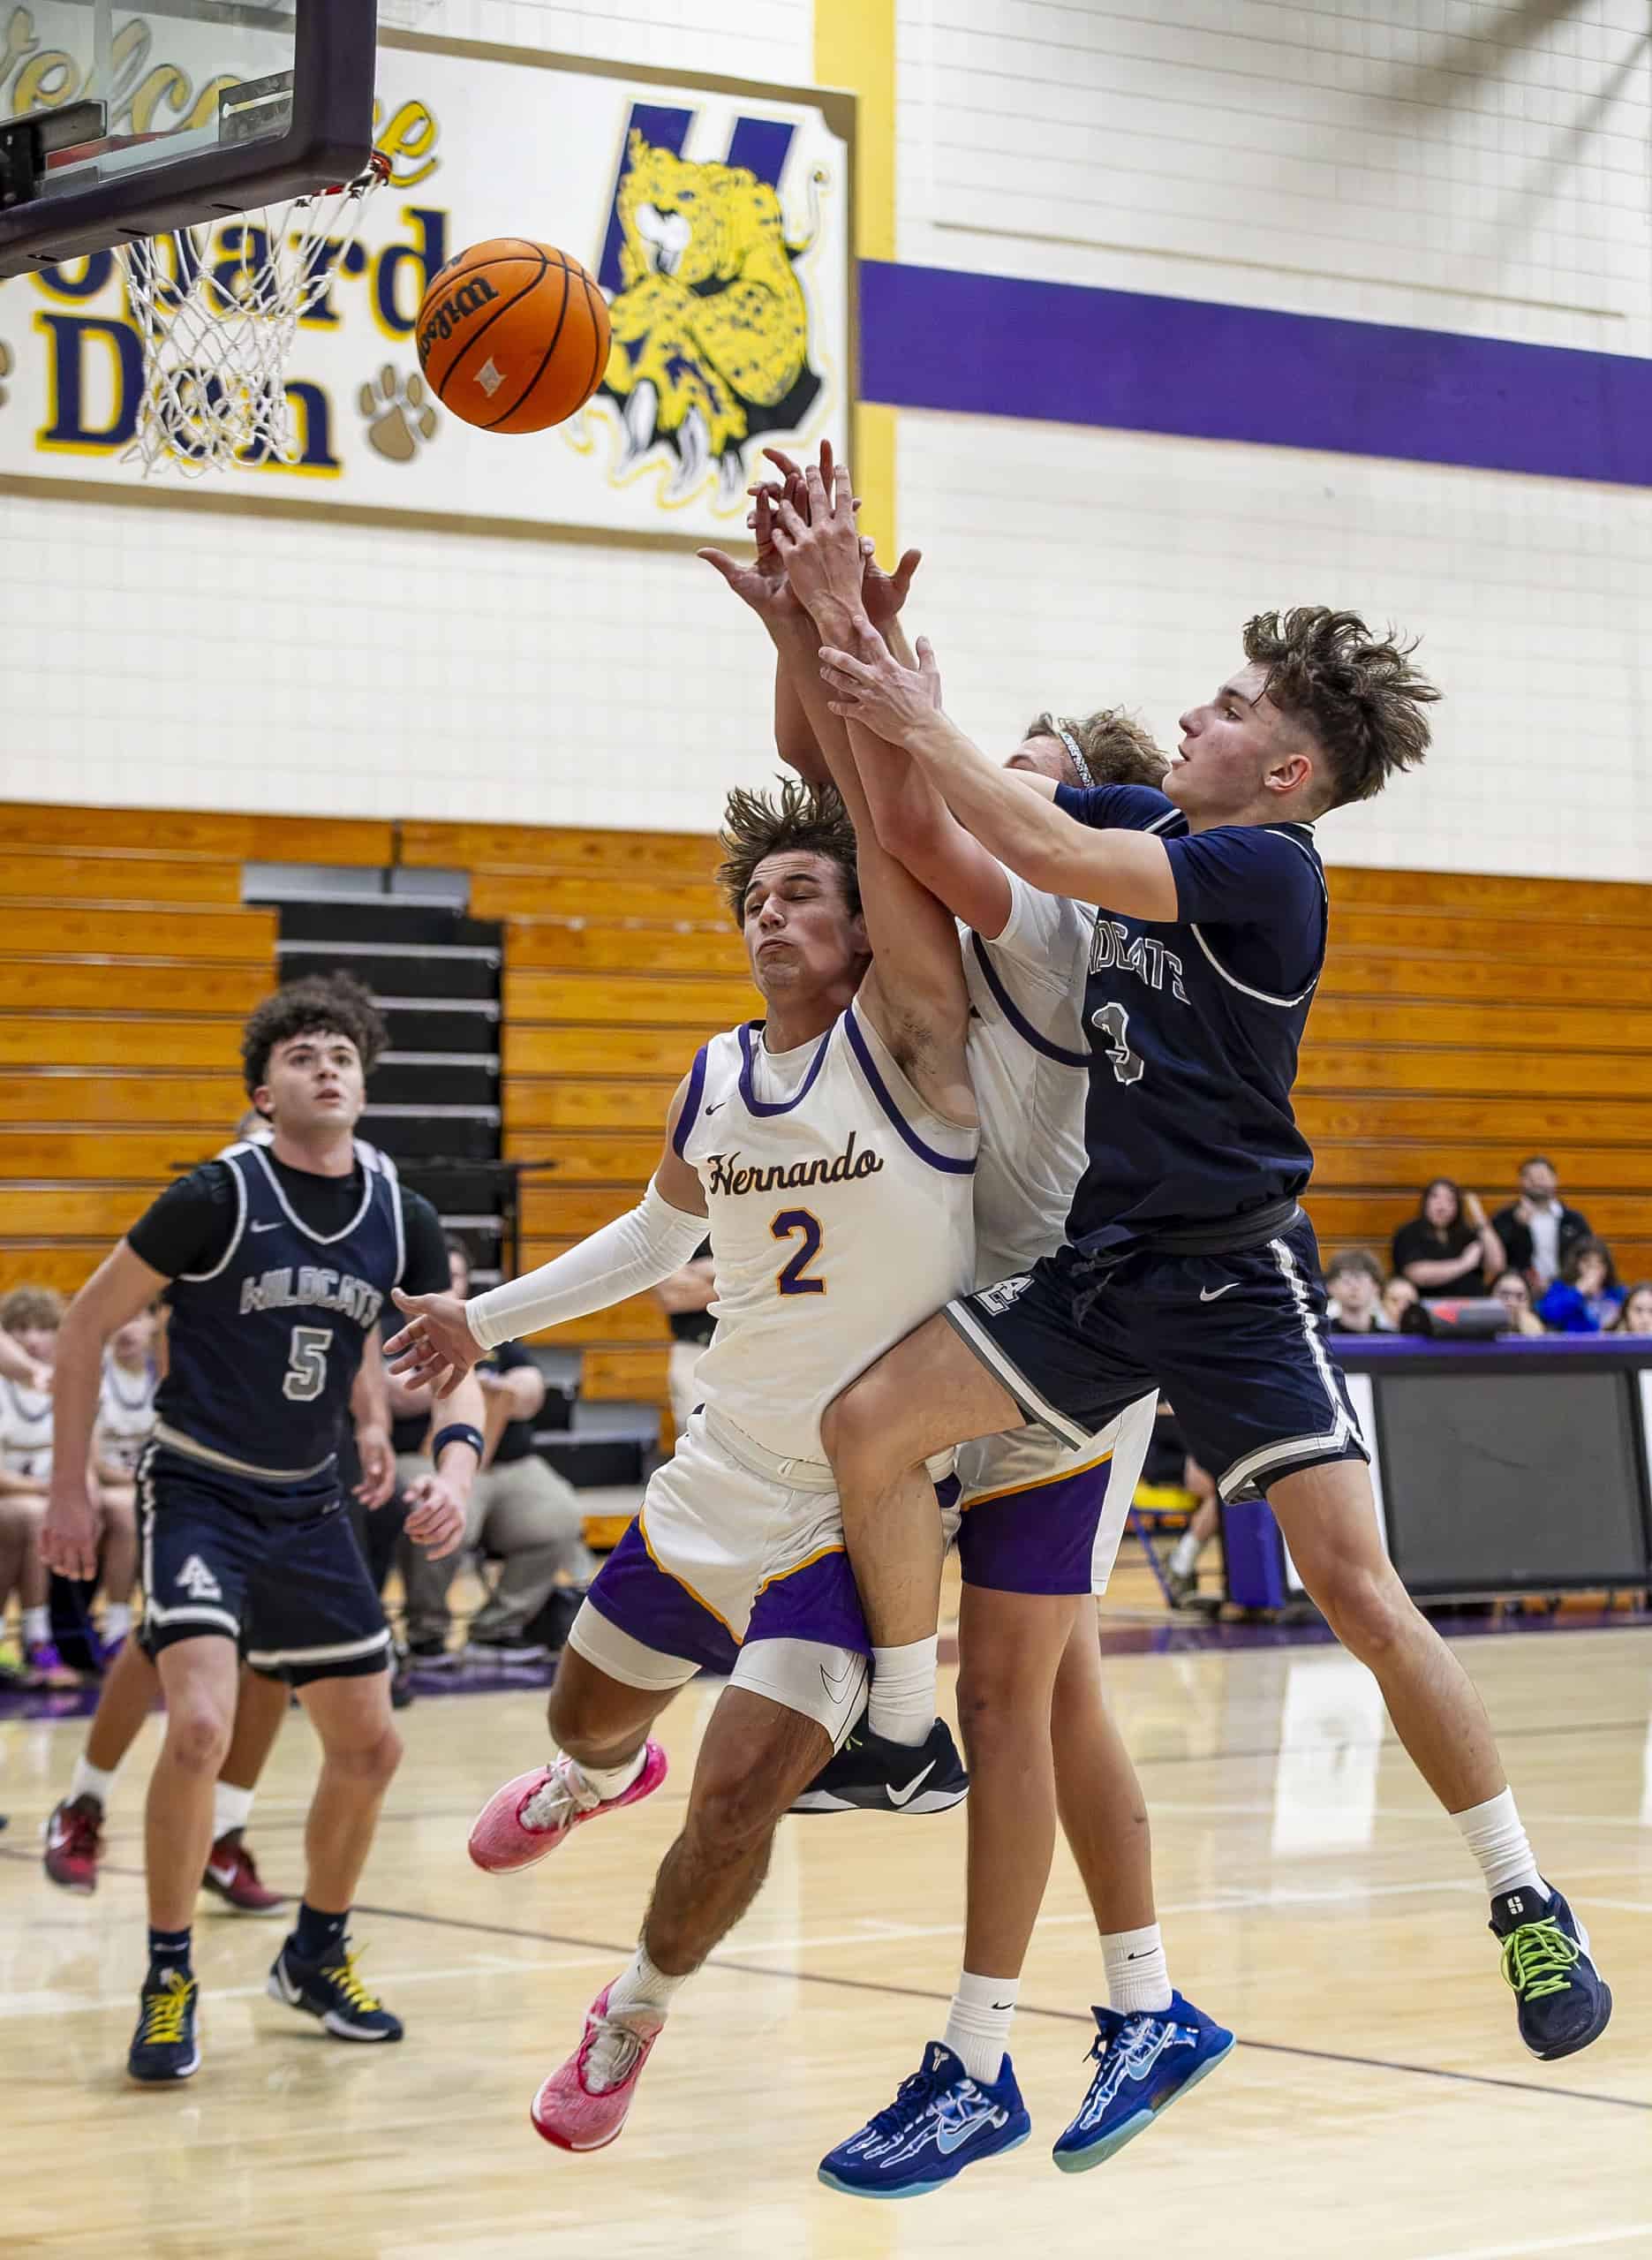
[432,1423,484,1467]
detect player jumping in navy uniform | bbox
[807,607,1610,2183]
[42,976,486,2084]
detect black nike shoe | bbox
[790,1717,968,1817]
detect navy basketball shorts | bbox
[137,1444,390,1686]
[947,1212,1369,1508]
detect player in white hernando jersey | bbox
[387,778,979,2157]
[739,453,1233,2196]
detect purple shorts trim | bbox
[955,1462,1113,1596]
[749,1546,870,1655]
[585,1523,739,1675]
[585,1523,870,1670]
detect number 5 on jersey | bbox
[284,1325,334,1402]
[771,1210,826,1296]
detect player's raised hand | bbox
[819,632,943,745]
[41,1480,100,1584]
[773,461,866,626]
[386,1288,480,1400]
[860,540,923,631]
[698,485,803,624]
[403,1471,467,1561]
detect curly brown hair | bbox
[240,974,388,1098]
[715,778,862,930]
[1024,707,1169,790]
[1242,608,1438,810]
[0,1286,64,1334]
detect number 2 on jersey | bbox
[283,1325,335,1402]
[771,1210,826,1296]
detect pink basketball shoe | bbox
[467,1742,668,1875]
[531,1983,665,2152]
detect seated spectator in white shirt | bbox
[1491,1157,1593,1292]
[1326,1250,1392,1333]
[1606,1281,1652,1337]
[91,1307,158,1652]
[1536,1238,1625,1334]
[1382,1274,1420,1330]
[1491,1271,1547,1338]
[0,1287,78,1687]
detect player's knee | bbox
[328,1720,403,1791]
[686,1754,788,1853]
[165,1698,234,1775]
[954,1662,1044,1762]
[1310,1556,1412,1661]
[821,1369,914,1489]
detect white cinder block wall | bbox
[894,0,1652,879]
[4,0,1650,876]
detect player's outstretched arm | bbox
[351,1331,396,1509]
[42,1241,169,1584]
[819,638,1180,920]
[386,1077,710,1397]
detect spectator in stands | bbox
[1607,1282,1652,1336]
[1391,1178,1504,1297]
[89,1305,156,1653]
[1491,1271,1547,1339]
[397,1239,593,1664]
[1165,1451,1219,1610]
[1536,1237,1624,1334]
[1382,1274,1420,1329]
[1325,1250,1392,1333]
[653,1237,715,1440]
[0,1288,78,1687]
[1492,1156,1592,1292]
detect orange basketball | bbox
[415,239,611,435]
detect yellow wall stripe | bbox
[815,0,898,558]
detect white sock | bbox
[606,1944,684,2023]
[1168,1531,1200,1578]
[22,1606,49,1646]
[573,1747,648,1803]
[868,1637,939,1747]
[213,1780,255,1841]
[1102,1923,1173,2014]
[102,1602,132,1643]
[1452,1787,1545,1902]
[942,1971,1017,2084]
[69,1756,117,1810]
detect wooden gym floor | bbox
[2,1615,1648,2259]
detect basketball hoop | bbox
[117,150,390,477]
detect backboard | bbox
[0,3,377,277]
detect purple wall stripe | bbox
[859,260,1652,488]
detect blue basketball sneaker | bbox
[818,2041,1030,2198]
[1052,1992,1234,2173]
[1491,1886,1611,2061]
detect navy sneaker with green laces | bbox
[1052,1992,1234,2172]
[818,2041,1030,2198]
[1491,1886,1611,2061]
[128,1968,201,2083]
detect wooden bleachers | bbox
[0,807,393,1298]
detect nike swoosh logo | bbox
[887,1759,937,1809]
[704,1101,725,1115]
[935,2107,999,2156]
[819,1660,855,1699]
[206,1863,238,1886]
[251,1220,283,1235]
[1199,1282,1239,1302]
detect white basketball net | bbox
[117,152,389,477]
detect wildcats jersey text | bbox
[673,1002,977,1468]
[155,1141,405,1481]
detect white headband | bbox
[1054,721,1097,790]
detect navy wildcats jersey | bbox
[153,1140,406,1478]
[1052,783,1329,1243]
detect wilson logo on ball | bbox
[417,275,502,358]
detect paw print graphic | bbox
[359,364,438,463]
[0,339,12,410]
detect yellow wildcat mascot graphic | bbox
[600,129,823,505]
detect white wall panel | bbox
[898,407,1652,881]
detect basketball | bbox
[415,239,612,435]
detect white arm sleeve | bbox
[464,1179,708,1351]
